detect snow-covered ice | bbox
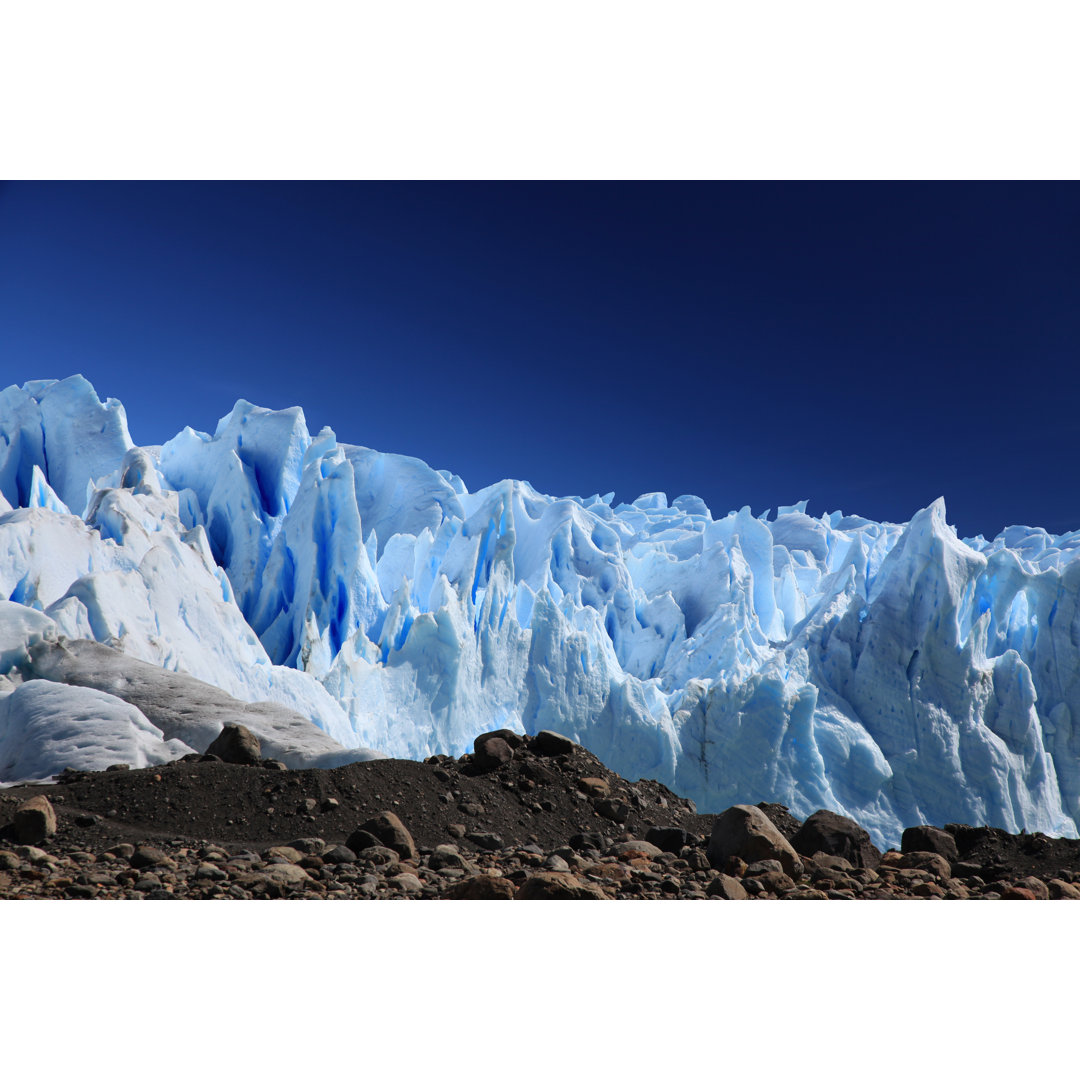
[2,375,1080,848]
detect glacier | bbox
[2,375,1079,849]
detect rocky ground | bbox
[1,725,1079,899]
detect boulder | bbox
[901,825,959,863]
[474,729,525,751]
[1048,879,1080,900]
[898,850,952,879]
[11,795,57,845]
[578,777,611,798]
[708,805,804,878]
[706,874,749,900]
[791,810,881,868]
[445,875,516,900]
[516,872,607,899]
[531,730,577,756]
[595,799,629,823]
[609,840,663,860]
[1013,876,1050,900]
[351,812,417,861]
[645,826,698,853]
[429,844,470,871]
[568,832,605,852]
[472,736,514,770]
[205,722,261,764]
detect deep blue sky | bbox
[1,181,1078,539]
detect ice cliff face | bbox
[2,375,1079,849]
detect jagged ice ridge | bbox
[2,375,1079,849]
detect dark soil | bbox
[2,732,1079,899]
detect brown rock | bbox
[531,730,577,756]
[609,840,663,860]
[706,874,749,900]
[11,795,57,845]
[898,851,952,879]
[205,722,262,764]
[1001,886,1038,900]
[1048,879,1080,900]
[1013,876,1050,900]
[707,805,803,878]
[901,825,959,863]
[352,811,417,861]
[791,809,881,869]
[595,799,630,823]
[444,875,516,900]
[516,872,608,899]
[578,777,611,798]
[472,736,514,770]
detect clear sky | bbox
[1,180,1077,539]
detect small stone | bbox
[303,798,319,813]
[107,843,136,859]
[447,824,467,839]
[105,763,130,772]
[321,798,340,811]
[531,730,577,756]
[11,796,57,845]
[205,722,262,764]
[542,855,570,872]
[262,759,288,770]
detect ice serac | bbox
[4,376,1080,849]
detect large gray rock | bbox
[206,722,261,764]
[11,795,57,844]
[792,809,882,869]
[707,805,804,878]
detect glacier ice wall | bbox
[2,375,1080,848]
